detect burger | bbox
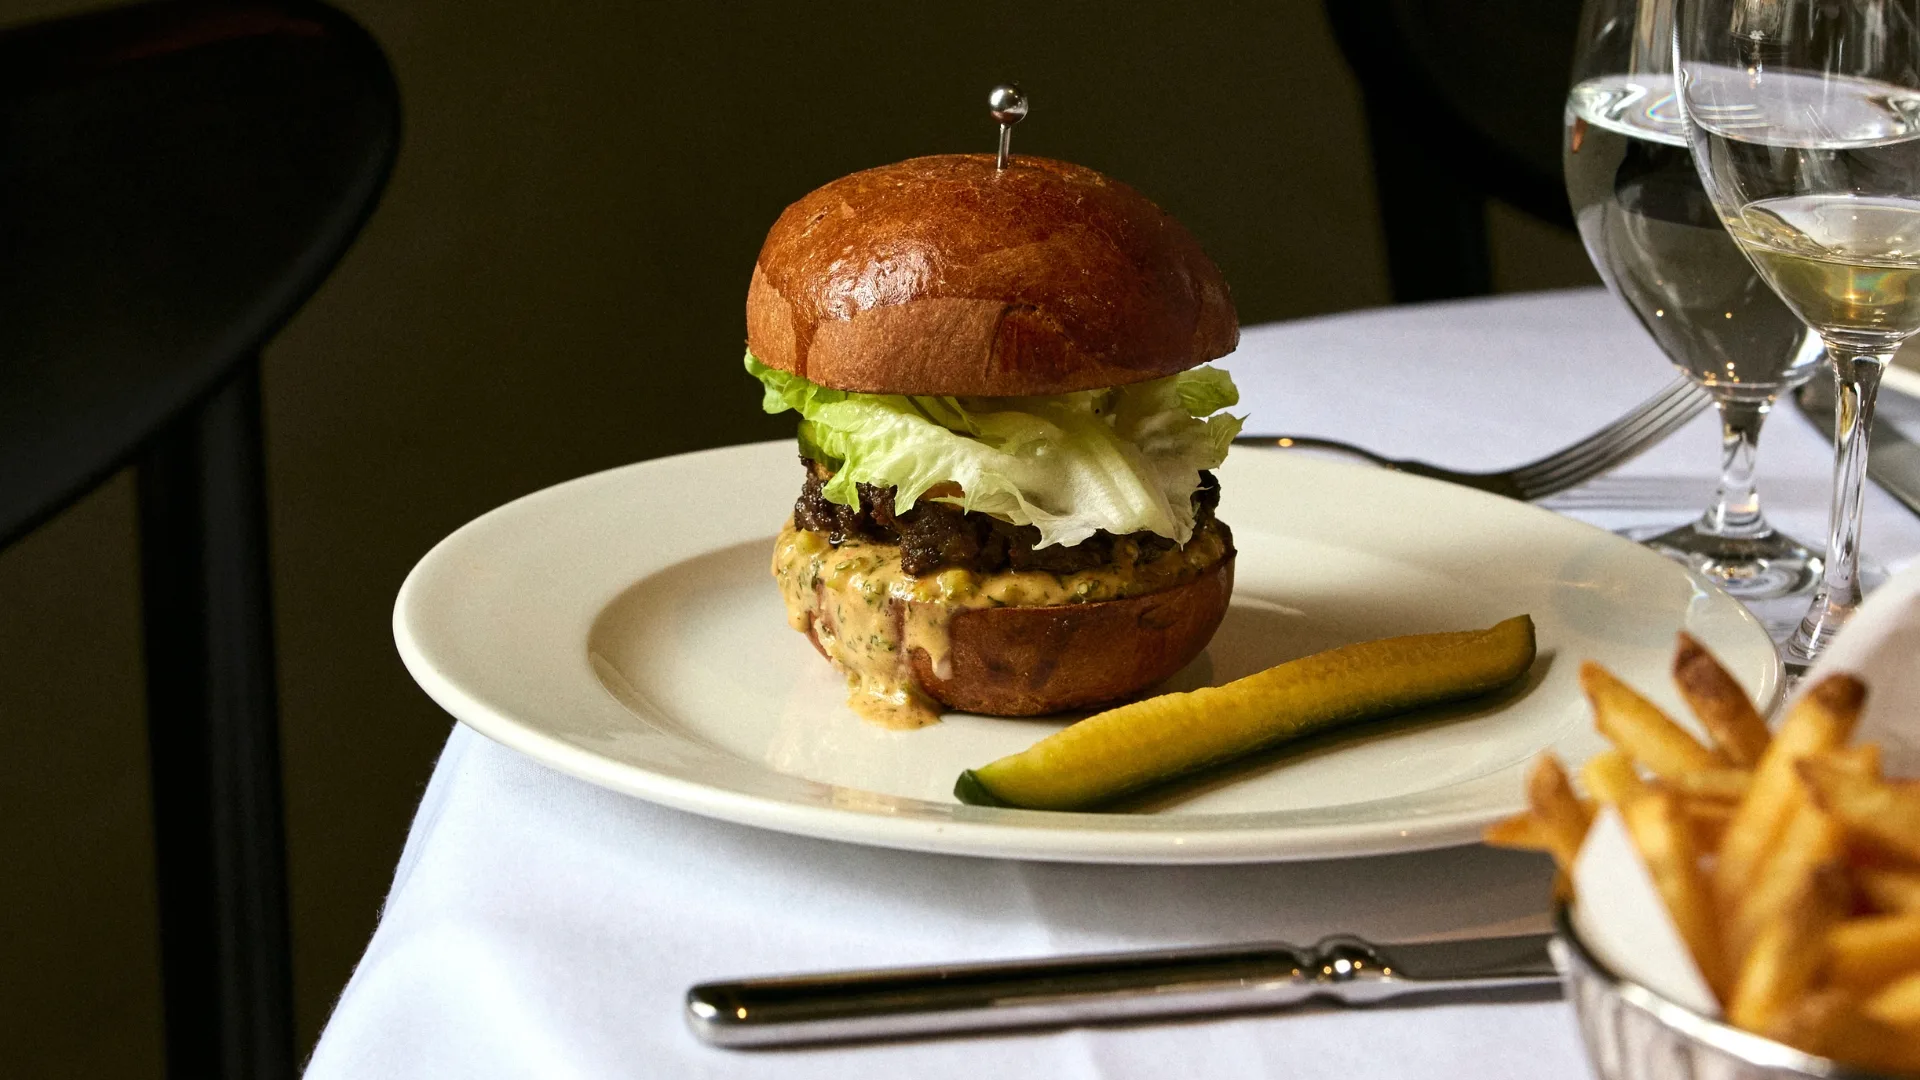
[746,153,1242,729]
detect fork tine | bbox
[1510,381,1712,497]
[1511,383,1707,485]
[1518,384,1704,481]
[1231,375,1714,503]
[1539,377,1698,450]
[1509,403,1694,486]
[1517,398,1702,492]
[1565,386,1710,471]
[1519,378,1704,470]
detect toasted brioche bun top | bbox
[746,154,1238,397]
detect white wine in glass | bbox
[1680,6,1920,669]
[1724,195,1920,341]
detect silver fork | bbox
[1232,376,1713,501]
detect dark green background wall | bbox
[0,2,1595,1074]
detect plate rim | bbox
[394,440,1783,864]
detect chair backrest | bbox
[0,0,401,548]
[1325,0,1583,301]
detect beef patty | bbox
[792,459,1227,577]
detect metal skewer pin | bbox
[988,83,1027,169]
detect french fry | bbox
[1800,761,1920,865]
[1725,746,1875,963]
[1728,863,1845,1034]
[1828,913,1920,991]
[1482,812,1553,854]
[1767,989,1920,1073]
[1653,767,1753,803]
[1857,866,1920,914]
[1623,791,1731,1001]
[1762,987,1853,1053]
[1673,632,1771,766]
[1677,795,1735,851]
[1579,749,1647,806]
[1552,868,1574,906]
[1863,970,1920,1028]
[1525,755,1591,871]
[1727,801,1845,965]
[1842,1030,1920,1075]
[1713,675,1865,905]
[1581,662,1723,777]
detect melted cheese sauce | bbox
[772,518,1230,729]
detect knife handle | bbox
[685,934,1560,1048]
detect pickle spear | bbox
[954,615,1536,811]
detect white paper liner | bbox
[1572,806,1721,1016]
[1806,560,1920,778]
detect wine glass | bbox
[1677,0,1920,670]
[1567,0,1825,612]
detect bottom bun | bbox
[907,556,1234,716]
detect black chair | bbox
[1326,0,1584,302]
[0,2,398,1076]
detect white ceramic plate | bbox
[395,441,1781,863]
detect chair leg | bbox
[136,359,294,1080]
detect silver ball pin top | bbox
[988,83,1027,170]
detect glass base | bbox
[1613,521,1890,652]
[1622,521,1822,601]
[1780,643,1822,683]
[1776,558,1891,681]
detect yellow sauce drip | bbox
[771,518,1229,729]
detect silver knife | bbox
[685,933,1559,1048]
[1796,379,1920,517]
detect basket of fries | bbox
[1488,636,1920,1079]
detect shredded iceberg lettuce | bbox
[746,352,1242,548]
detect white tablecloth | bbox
[308,289,1920,1079]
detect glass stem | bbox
[1697,396,1772,540]
[1786,348,1889,669]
